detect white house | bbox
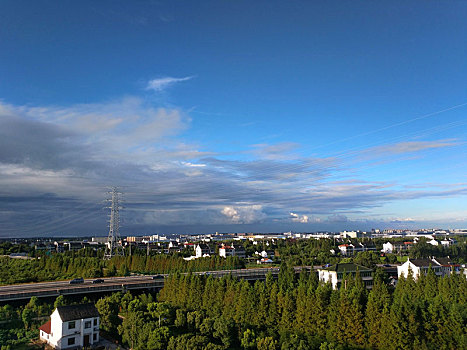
[397,258,446,280]
[195,243,212,258]
[338,244,354,256]
[318,263,374,289]
[381,242,395,254]
[39,303,100,349]
[219,244,235,258]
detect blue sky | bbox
[0,1,466,237]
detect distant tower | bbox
[104,187,124,259]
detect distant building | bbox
[168,241,179,249]
[35,243,56,252]
[54,241,65,253]
[257,258,273,264]
[63,242,83,251]
[91,237,108,244]
[219,244,235,258]
[340,231,363,239]
[381,242,395,254]
[397,258,460,279]
[39,303,100,349]
[195,244,212,258]
[232,244,246,258]
[126,236,145,243]
[338,244,354,256]
[318,263,374,289]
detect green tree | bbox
[257,336,277,350]
[147,326,170,350]
[241,329,256,349]
[21,308,34,329]
[54,295,66,308]
[118,310,145,349]
[365,276,391,348]
[96,297,120,333]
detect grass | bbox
[397,255,408,262]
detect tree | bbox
[241,329,256,349]
[96,297,120,333]
[147,326,170,350]
[365,276,391,348]
[118,310,145,349]
[257,337,277,350]
[54,295,66,308]
[148,303,172,327]
[21,308,34,329]
[213,316,235,348]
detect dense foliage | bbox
[93,267,467,350]
[0,254,244,285]
[0,297,53,349]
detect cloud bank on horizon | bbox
[0,96,466,237]
[1,1,467,236]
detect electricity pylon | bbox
[104,187,124,259]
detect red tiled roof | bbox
[39,319,51,334]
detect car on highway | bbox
[152,275,164,280]
[69,278,84,284]
[92,279,104,284]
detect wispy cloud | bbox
[367,139,461,155]
[146,76,194,92]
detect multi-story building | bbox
[39,303,100,349]
[318,263,374,289]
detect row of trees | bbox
[0,254,245,285]
[94,266,466,350]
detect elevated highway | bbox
[0,267,280,302]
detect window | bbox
[93,333,98,341]
[85,321,91,329]
[68,337,75,345]
[93,318,98,326]
[68,321,75,329]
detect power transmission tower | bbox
[104,187,124,259]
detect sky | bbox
[0,0,466,237]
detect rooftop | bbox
[39,319,51,334]
[322,263,373,273]
[408,258,438,267]
[56,303,99,322]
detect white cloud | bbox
[221,205,266,224]
[390,217,415,223]
[146,76,194,92]
[222,206,240,222]
[290,212,309,223]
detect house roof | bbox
[433,257,458,266]
[56,303,99,322]
[408,258,438,267]
[323,263,372,273]
[39,319,51,334]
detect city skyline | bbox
[1,1,466,237]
